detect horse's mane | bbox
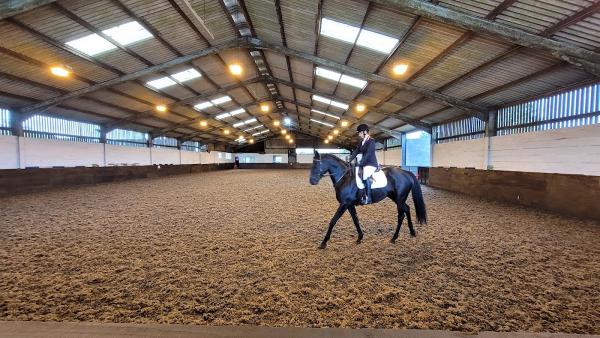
[321,154,349,168]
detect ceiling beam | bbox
[247,37,488,120]
[369,0,600,77]
[105,77,263,130]
[19,39,245,114]
[0,0,56,20]
[267,75,432,133]
[277,97,402,140]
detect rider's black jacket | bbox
[348,138,378,167]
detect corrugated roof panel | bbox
[193,54,235,87]
[495,0,592,34]
[216,49,259,80]
[317,0,369,64]
[113,82,172,105]
[438,0,504,19]
[48,106,115,124]
[375,117,402,128]
[317,38,354,65]
[289,58,313,87]
[0,53,89,92]
[264,51,289,78]
[280,85,298,101]
[14,5,89,42]
[359,82,395,103]
[423,107,462,125]
[281,0,317,54]
[0,77,57,101]
[295,89,312,105]
[333,84,362,101]
[244,0,282,45]
[189,0,238,45]
[0,20,117,83]
[411,36,510,90]
[553,13,600,50]
[347,5,416,73]
[63,97,131,119]
[227,86,256,105]
[86,90,151,112]
[402,100,446,120]
[473,66,592,107]
[379,19,466,80]
[314,77,338,95]
[138,0,209,54]
[441,50,559,100]
[388,90,423,108]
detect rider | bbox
[348,124,378,205]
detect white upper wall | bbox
[0,135,19,169]
[489,124,600,175]
[433,123,600,175]
[432,138,486,169]
[105,144,150,166]
[20,137,104,168]
[376,147,401,166]
[0,136,233,169]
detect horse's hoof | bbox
[410,233,417,238]
[318,243,327,249]
[356,234,363,244]
[390,238,397,243]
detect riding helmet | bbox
[356,124,369,133]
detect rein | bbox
[314,158,351,184]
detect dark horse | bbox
[309,150,427,249]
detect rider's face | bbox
[358,131,366,139]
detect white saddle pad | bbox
[355,168,388,189]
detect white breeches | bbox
[362,165,376,180]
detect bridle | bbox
[312,158,351,184]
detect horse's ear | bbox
[314,149,320,159]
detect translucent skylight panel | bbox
[194,101,214,110]
[215,112,230,120]
[320,18,399,55]
[356,29,398,54]
[244,125,263,132]
[211,96,232,105]
[330,100,349,110]
[65,33,116,56]
[233,121,245,128]
[312,95,331,105]
[229,108,245,116]
[310,118,335,128]
[102,21,152,45]
[315,67,341,82]
[244,118,257,124]
[311,109,340,120]
[320,18,359,44]
[171,68,201,82]
[312,95,349,110]
[339,74,367,89]
[252,130,269,136]
[147,77,177,89]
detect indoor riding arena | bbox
[0,1,599,338]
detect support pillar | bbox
[483,110,497,170]
[11,110,24,137]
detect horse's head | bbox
[309,150,325,185]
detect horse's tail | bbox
[410,173,427,224]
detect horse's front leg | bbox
[347,205,363,244]
[319,204,348,249]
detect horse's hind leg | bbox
[391,204,405,243]
[348,205,363,244]
[320,204,347,249]
[403,203,416,237]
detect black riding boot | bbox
[362,179,372,205]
